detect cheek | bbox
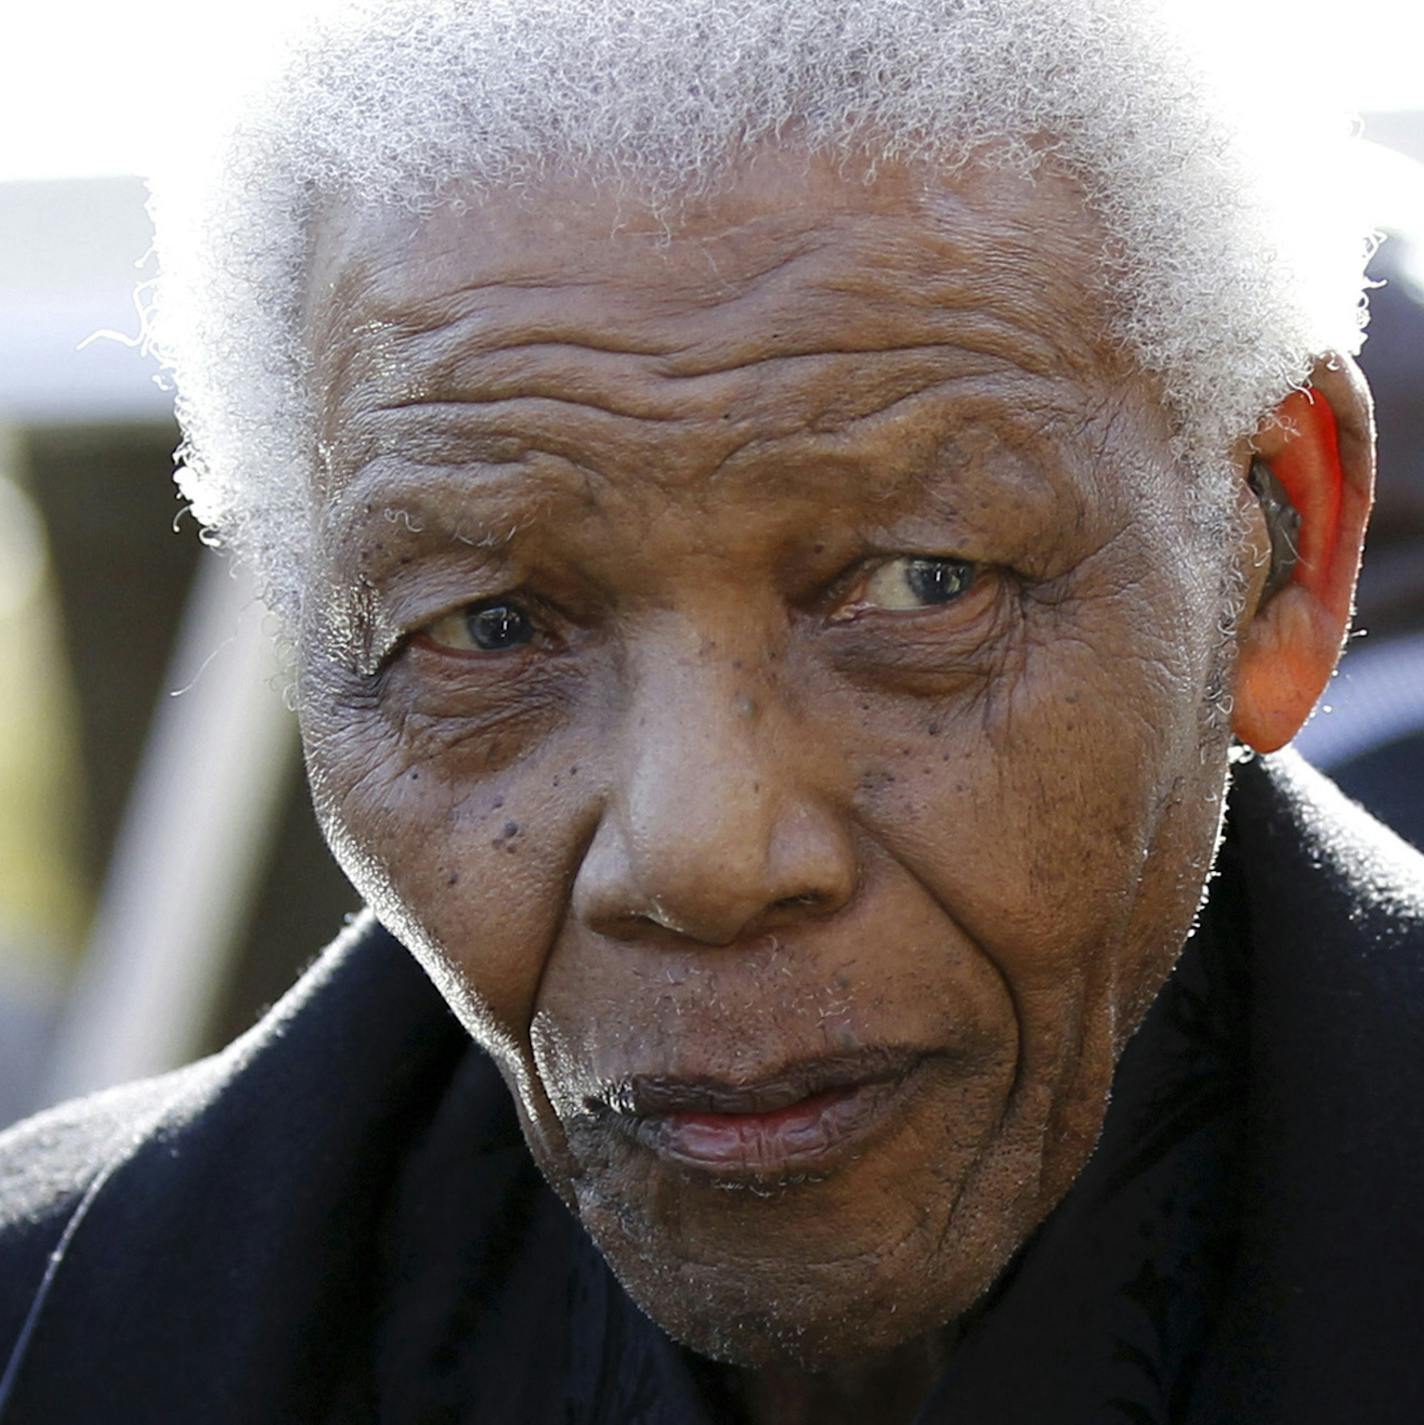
[853,572,1229,1075]
[301,693,594,1064]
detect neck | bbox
[710,1326,958,1425]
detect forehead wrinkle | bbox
[310,161,1127,556]
[335,342,1066,463]
[380,317,1072,406]
[318,185,1110,416]
[329,399,730,507]
[701,374,1089,517]
[370,222,829,342]
[343,189,841,320]
[324,353,1099,542]
[328,287,1095,458]
[310,204,828,400]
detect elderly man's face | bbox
[299,151,1239,1366]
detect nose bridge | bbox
[630,625,779,863]
[578,615,854,945]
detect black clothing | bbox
[2,753,1422,1423]
[1333,731,1424,851]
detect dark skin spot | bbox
[298,146,1243,1425]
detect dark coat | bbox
[2,753,1422,1424]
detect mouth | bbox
[589,1048,927,1181]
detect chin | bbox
[692,1302,960,1372]
[569,1175,1024,1371]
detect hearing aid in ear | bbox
[1247,457,1301,600]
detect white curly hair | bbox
[145,0,1374,628]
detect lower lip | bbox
[621,1072,919,1178]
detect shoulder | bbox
[1227,751,1424,1101]
[0,1067,203,1368]
[1233,749,1424,924]
[0,1075,173,1225]
[1197,752,1424,1418]
[0,911,446,1248]
[1183,754,1424,1419]
[0,912,470,1417]
[0,914,394,1255]
[1232,750,1424,976]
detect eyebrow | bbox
[324,453,547,560]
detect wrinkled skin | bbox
[297,150,1256,1422]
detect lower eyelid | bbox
[409,632,539,662]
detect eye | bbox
[854,555,977,612]
[420,598,536,653]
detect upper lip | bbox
[593,1047,925,1118]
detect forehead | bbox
[305,150,1144,567]
[310,149,1108,324]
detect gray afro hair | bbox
[146,0,1375,628]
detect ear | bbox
[1232,355,1375,753]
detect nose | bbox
[572,651,857,947]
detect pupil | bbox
[906,557,972,604]
[466,601,532,650]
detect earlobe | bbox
[1232,360,1375,754]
